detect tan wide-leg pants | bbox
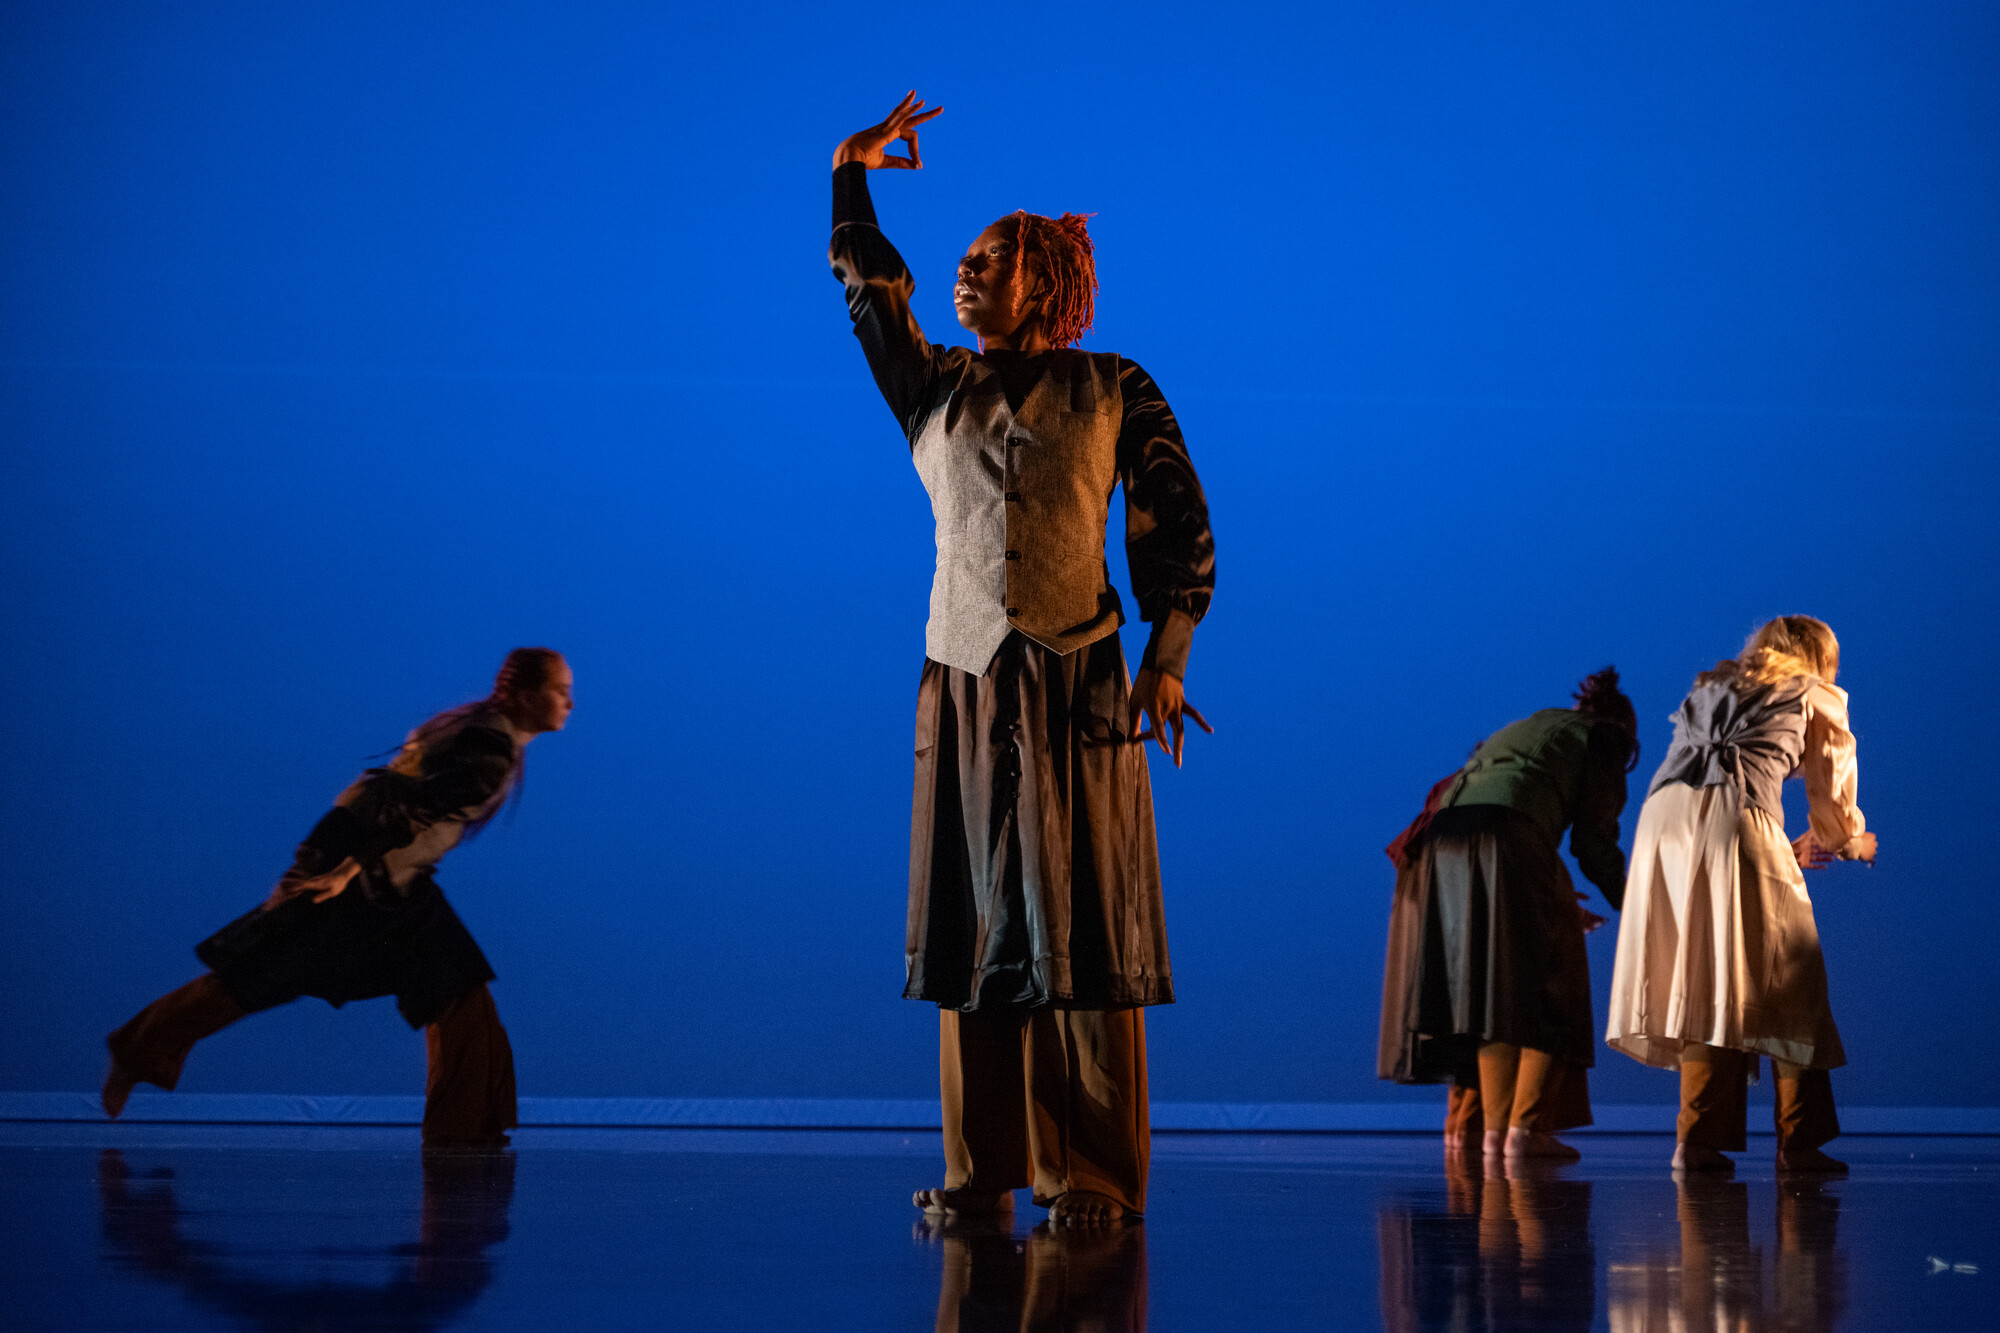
[1474,1041,1592,1134]
[1677,1043,1839,1153]
[939,1007,1149,1214]
[108,974,517,1148]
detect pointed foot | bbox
[101,1064,138,1120]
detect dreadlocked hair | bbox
[1573,665,1641,772]
[1004,210,1098,349]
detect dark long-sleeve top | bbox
[828,163,1214,678]
[299,706,524,891]
[1443,708,1631,907]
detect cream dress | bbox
[1605,673,1865,1070]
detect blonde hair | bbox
[1735,615,1840,686]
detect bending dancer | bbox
[101,648,574,1150]
[828,94,1215,1226]
[1379,668,1639,1162]
[1606,616,1875,1174]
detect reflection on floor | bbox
[1,1126,1993,1330]
[96,1148,516,1333]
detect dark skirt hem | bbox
[197,872,495,1031]
[1378,804,1599,1082]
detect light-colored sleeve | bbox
[1803,682,1867,855]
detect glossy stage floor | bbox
[2,1124,1994,1330]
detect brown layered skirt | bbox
[906,631,1172,1011]
[1379,805,1597,1107]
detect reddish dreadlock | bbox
[1003,210,1098,348]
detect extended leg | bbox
[1026,1007,1149,1225]
[422,984,517,1150]
[104,974,248,1117]
[920,1007,1027,1216]
[1675,1044,1748,1171]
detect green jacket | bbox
[1444,708,1629,906]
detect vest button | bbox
[1005,491,1021,501]
[1006,608,1019,617]
[1005,551,1020,560]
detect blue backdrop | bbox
[3,2,1995,1109]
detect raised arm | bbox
[828,94,946,439]
[1117,358,1216,765]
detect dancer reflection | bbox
[922,1216,1148,1333]
[101,648,573,1149]
[98,1147,514,1330]
[828,94,1215,1226]
[1379,669,1639,1161]
[1606,617,1876,1173]
[1605,1174,1846,1331]
[1378,1157,1596,1332]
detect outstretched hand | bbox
[833,91,943,171]
[1791,832,1837,871]
[1794,830,1880,869]
[265,857,362,908]
[1129,667,1213,769]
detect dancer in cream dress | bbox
[1606,617,1878,1173]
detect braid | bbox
[1008,210,1098,348]
[494,646,562,699]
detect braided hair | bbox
[492,646,564,700]
[395,646,563,832]
[1573,665,1641,772]
[1003,210,1098,349]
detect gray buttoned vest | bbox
[914,350,1127,676]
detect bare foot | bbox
[1672,1141,1734,1172]
[1504,1127,1580,1162]
[1776,1145,1849,1175]
[913,1186,1013,1217]
[1046,1190,1126,1227]
[1482,1129,1504,1158]
[101,1064,138,1120]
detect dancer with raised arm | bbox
[1607,617,1875,1174]
[828,93,1215,1227]
[101,648,574,1150]
[1379,668,1639,1162]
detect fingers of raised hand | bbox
[885,94,939,132]
[877,130,922,169]
[1182,701,1215,734]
